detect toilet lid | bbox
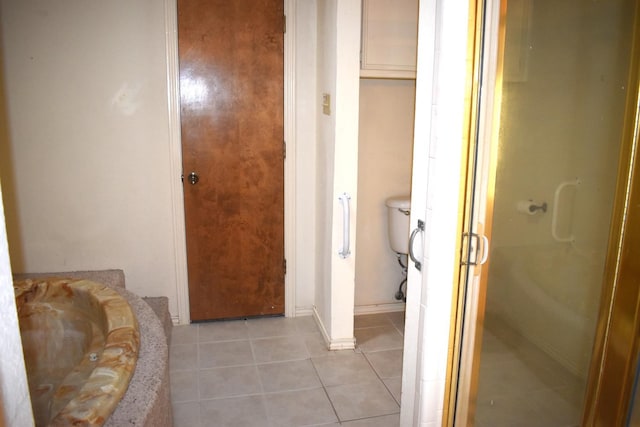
[385,195,411,209]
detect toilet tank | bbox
[385,196,411,254]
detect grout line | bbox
[362,350,401,407]
[319,381,341,424]
[195,324,202,401]
[197,336,252,344]
[309,354,341,423]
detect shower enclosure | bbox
[452,0,640,425]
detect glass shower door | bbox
[456,0,640,425]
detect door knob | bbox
[188,172,199,185]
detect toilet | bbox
[385,195,411,301]
[385,195,411,254]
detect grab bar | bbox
[338,193,351,258]
[408,219,424,271]
[552,178,580,242]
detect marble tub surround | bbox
[14,269,126,291]
[15,278,139,426]
[104,285,172,427]
[15,270,173,427]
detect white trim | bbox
[312,306,356,350]
[284,0,297,318]
[295,306,314,317]
[164,0,190,325]
[164,0,296,324]
[328,337,358,351]
[354,302,406,315]
[401,0,439,422]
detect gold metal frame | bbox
[445,0,640,425]
[459,1,509,424]
[583,2,640,423]
[442,0,496,424]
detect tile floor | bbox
[475,316,584,427]
[170,311,405,427]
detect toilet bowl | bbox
[385,195,411,254]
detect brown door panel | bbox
[179,0,285,321]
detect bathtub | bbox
[487,245,602,378]
[15,278,139,426]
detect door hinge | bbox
[283,258,287,275]
[283,15,286,33]
[283,140,286,160]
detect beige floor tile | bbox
[246,316,299,338]
[293,315,320,334]
[386,311,406,331]
[199,340,254,369]
[354,326,404,352]
[312,353,378,387]
[199,395,268,427]
[528,387,581,426]
[354,313,393,329]
[172,324,198,345]
[382,377,402,404]
[170,370,199,403]
[169,313,407,427]
[477,357,550,397]
[342,413,400,426]
[170,343,198,372]
[198,319,249,342]
[199,365,262,399]
[172,401,201,427]
[475,392,541,427]
[252,335,309,363]
[304,333,332,357]
[264,388,338,426]
[257,359,321,392]
[365,349,403,379]
[325,380,399,422]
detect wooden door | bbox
[178,0,285,321]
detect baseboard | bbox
[354,302,406,315]
[312,305,356,350]
[328,337,357,350]
[295,306,314,317]
[302,303,406,317]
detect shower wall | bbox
[487,0,634,376]
[355,78,414,309]
[492,0,630,250]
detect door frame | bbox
[163,0,297,324]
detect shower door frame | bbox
[446,0,640,425]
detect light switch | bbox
[322,93,331,115]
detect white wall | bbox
[314,0,337,332]
[313,0,360,348]
[0,43,33,417]
[355,78,414,308]
[294,0,318,314]
[0,0,181,316]
[400,0,471,423]
[0,186,33,427]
